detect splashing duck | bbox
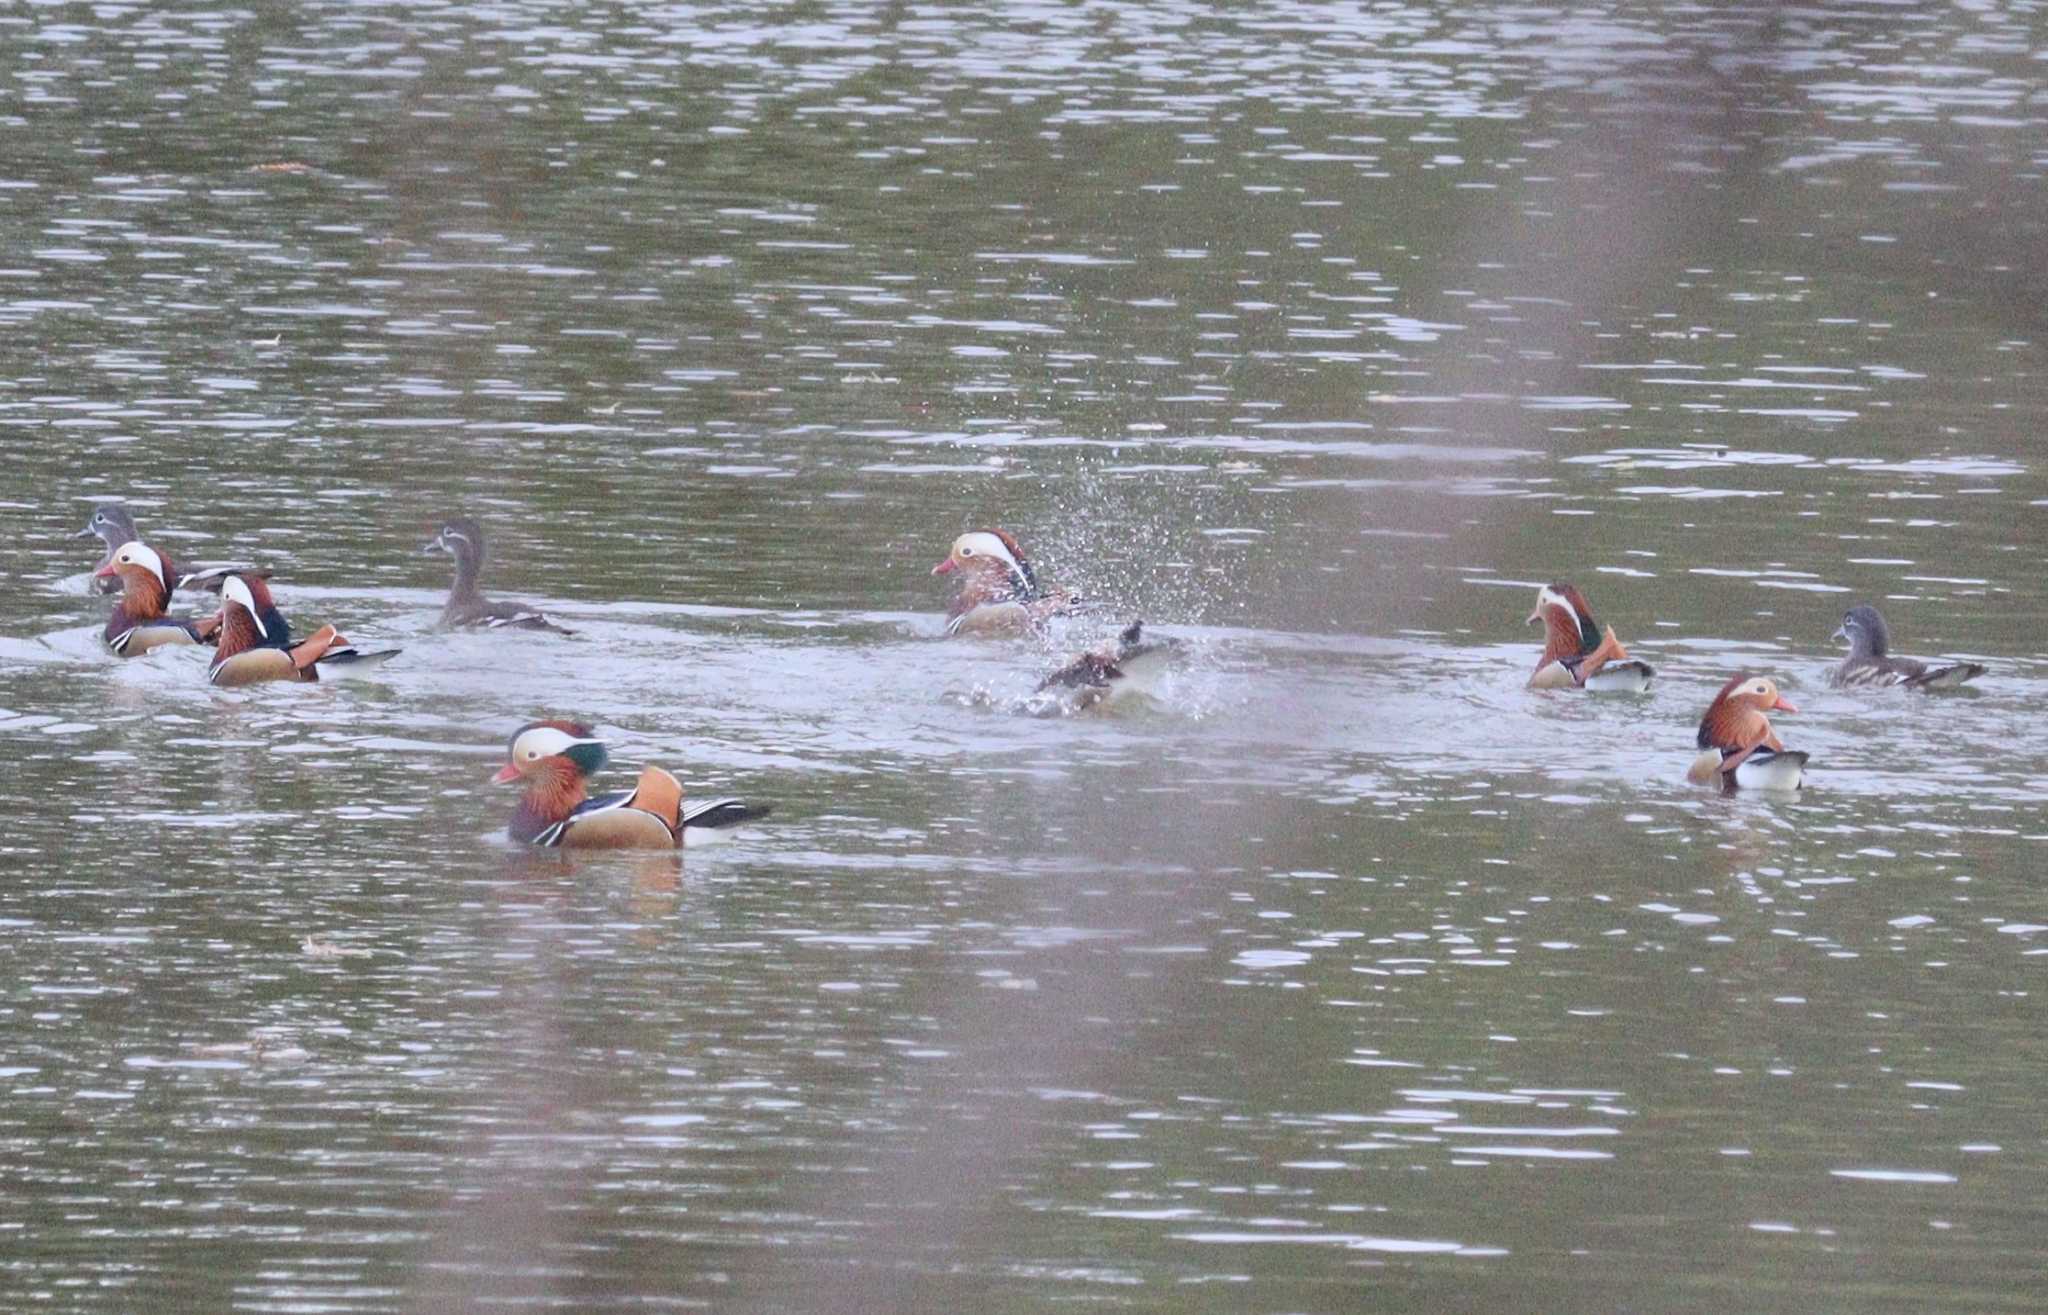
[94,541,223,656]
[493,720,771,849]
[1830,604,1985,690]
[208,573,400,687]
[1032,621,1182,714]
[423,516,575,635]
[1687,673,1807,791]
[1525,583,1654,692]
[932,529,1084,637]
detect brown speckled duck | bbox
[77,503,251,595]
[1525,583,1653,692]
[493,720,769,849]
[208,574,399,687]
[932,529,1084,637]
[1031,621,1182,714]
[1830,605,1985,690]
[77,504,145,595]
[423,516,574,635]
[1687,673,1807,791]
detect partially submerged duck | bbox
[1032,621,1181,714]
[1830,604,1985,690]
[96,541,222,657]
[932,529,1085,637]
[493,720,770,849]
[76,503,249,594]
[1687,673,1807,791]
[208,574,399,687]
[1525,583,1653,692]
[77,504,143,594]
[423,516,574,635]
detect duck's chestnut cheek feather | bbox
[491,762,524,784]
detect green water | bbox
[2,3,2044,1311]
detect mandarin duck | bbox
[1032,621,1182,713]
[1686,673,1807,791]
[1525,583,1654,692]
[94,541,223,656]
[493,720,770,849]
[932,529,1085,637]
[423,516,575,635]
[77,503,143,594]
[208,573,399,687]
[1830,605,1985,690]
[76,503,251,595]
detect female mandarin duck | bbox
[493,720,769,849]
[77,504,145,594]
[1687,673,1808,791]
[1032,621,1181,713]
[1830,604,1985,689]
[1525,583,1654,691]
[95,541,222,656]
[208,573,399,687]
[932,529,1084,637]
[77,503,248,595]
[422,516,574,635]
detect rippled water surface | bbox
[3,2,2046,1310]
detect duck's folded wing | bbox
[1837,657,1920,688]
[682,798,773,829]
[1904,661,1985,689]
[537,785,678,849]
[478,597,576,635]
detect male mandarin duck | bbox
[94,541,222,656]
[493,720,770,849]
[208,573,399,687]
[1525,583,1654,692]
[1830,604,1985,689]
[1687,673,1808,791]
[422,516,575,635]
[1032,620,1181,713]
[932,529,1085,637]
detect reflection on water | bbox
[3,1,2046,1310]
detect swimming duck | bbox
[95,541,222,656]
[1687,673,1807,791]
[492,720,770,849]
[423,516,575,635]
[1830,604,1985,689]
[208,573,400,687]
[76,503,249,595]
[1032,621,1181,714]
[932,529,1085,637]
[77,504,144,594]
[1525,583,1654,692]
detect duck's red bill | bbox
[931,557,957,576]
[491,762,523,784]
[1773,696,1799,713]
